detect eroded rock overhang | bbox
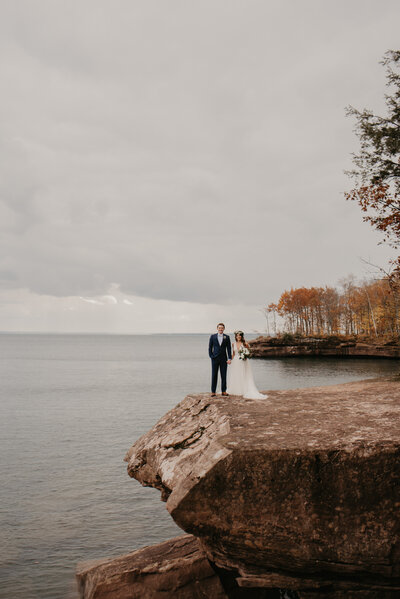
[125,378,400,592]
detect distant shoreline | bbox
[249,335,400,360]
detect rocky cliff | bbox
[77,378,400,598]
[124,378,400,597]
[248,337,400,359]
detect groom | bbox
[208,323,232,396]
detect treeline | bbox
[266,278,398,338]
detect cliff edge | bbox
[124,378,400,596]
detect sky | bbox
[0,0,399,334]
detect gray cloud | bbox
[0,1,398,307]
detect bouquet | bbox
[238,346,251,361]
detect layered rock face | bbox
[125,378,400,596]
[249,337,400,359]
[76,534,228,599]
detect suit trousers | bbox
[211,358,227,393]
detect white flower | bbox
[238,346,251,360]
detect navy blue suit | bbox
[209,333,232,393]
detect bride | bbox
[227,331,267,399]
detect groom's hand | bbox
[227,360,232,364]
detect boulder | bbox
[125,378,400,595]
[75,534,228,599]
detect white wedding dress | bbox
[227,342,267,399]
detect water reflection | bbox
[253,356,398,391]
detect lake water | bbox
[0,333,398,599]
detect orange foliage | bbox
[267,279,398,338]
[345,184,400,248]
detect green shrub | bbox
[281,332,295,345]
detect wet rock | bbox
[125,378,400,595]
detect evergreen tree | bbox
[345,50,400,252]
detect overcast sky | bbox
[0,1,399,333]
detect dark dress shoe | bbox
[221,392,229,396]
[211,393,216,396]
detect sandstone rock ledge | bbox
[248,337,400,359]
[76,534,228,599]
[124,378,400,598]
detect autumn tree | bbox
[345,50,400,256]
[269,280,399,338]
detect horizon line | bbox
[0,330,264,336]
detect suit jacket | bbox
[209,333,232,361]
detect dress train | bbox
[227,342,267,399]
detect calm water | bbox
[0,333,398,599]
